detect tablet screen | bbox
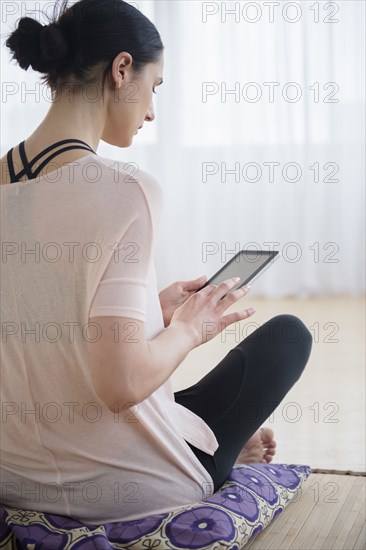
[198,249,279,293]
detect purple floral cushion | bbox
[0,463,311,549]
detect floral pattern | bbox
[227,468,279,505]
[6,523,70,549]
[208,485,259,519]
[247,463,302,489]
[0,463,311,549]
[166,507,235,548]
[105,514,169,544]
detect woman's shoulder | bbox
[94,154,164,213]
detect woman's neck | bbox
[27,93,106,153]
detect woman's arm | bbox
[88,280,254,411]
[88,315,196,411]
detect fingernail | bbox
[233,277,241,281]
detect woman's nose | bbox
[145,103,155,122]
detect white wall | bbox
[1,0,364,296]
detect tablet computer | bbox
[196,249,280,295]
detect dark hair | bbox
[5,0,164,95]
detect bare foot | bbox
[235,427,277,464]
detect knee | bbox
[266,314,313,362]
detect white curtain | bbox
[1,1,364,297]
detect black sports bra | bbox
[6,139,96,183]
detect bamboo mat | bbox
[243,471,366,550]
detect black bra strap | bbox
[31,145,95,178]
[7,139,96,183]
[19,141,34,180]
[6,149,17,183]
[23,139,96,169]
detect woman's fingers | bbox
[203,277,242,300]
[214,281,252,307]
[198,278,252,311]
[172,277,256,347]
[221,307,256,328]
[221,285,251,303]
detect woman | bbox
[0,0,313,524]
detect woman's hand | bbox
[169,277,256,348]
[158,275,208,327]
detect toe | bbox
[260,427,275,444]
[263,451,274,462]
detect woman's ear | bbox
[111,52,133,89]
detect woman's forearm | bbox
[89,317,200,413]
[135,321,198,403]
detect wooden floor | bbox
[171,296,366,472]
[243,472,366,550]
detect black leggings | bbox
[174,314,313,493]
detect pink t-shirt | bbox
[0,154,218,524]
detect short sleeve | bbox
[89,184,153,322]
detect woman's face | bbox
[103,52,164,147]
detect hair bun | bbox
[6,17,70,73]
[40,23,70,63]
